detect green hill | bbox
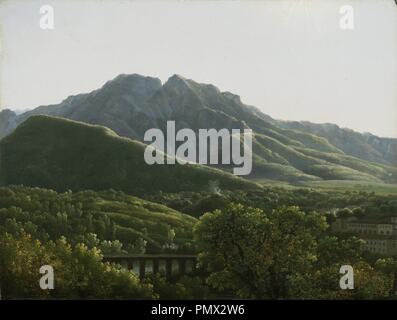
[0,185,197,253]
[0,115,260,195]
[278,121,397,166]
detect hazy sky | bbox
[1,0,396,137]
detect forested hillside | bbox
[1,185,396,299]
[0,186,197,254]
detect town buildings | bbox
[332,216,397,255]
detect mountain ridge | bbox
[0,73,396,184]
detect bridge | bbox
[103,254,197,279]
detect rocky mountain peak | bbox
[101,73,162,100]
[164,74,193,90]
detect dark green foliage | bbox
[1,185,396,299]
[194,204,395,299]
[147,187,397,219]
[0,232,154,299]
[0,185,197,254]
[145,274,210,299]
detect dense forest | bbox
[0,185,396,299]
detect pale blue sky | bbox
[1,0,396,137]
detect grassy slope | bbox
[253,133,384,183]
[295,147,397,183]
[0,116,260,195]
[254,178,397,196]
[302,180,397,195]
[229,106,394,183]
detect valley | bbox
[0,73,396,300]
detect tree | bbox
[0,232,153,299]
[194,203,394,299]
[194,204,327,299]
[375,258,397,298]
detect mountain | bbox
[0,109,17,138]
[1,73,396,184]
[0,115,258,194]
[277,121,397,166]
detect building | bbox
[332,216,397,256]
[363,239,390,255]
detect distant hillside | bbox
[278,121,397,166]
[0,109,17,138]
[0,116,258,195]
[1,73,396,184]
